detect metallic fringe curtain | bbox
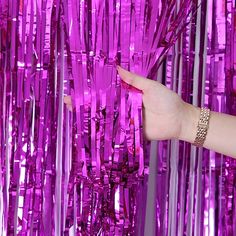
[0,0,236,235]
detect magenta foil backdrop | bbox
[0,0,236,236]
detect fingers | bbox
[64,66,151,111]
[64,96,73,111]
[117,66,151,91]
[64,96,72,104]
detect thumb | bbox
[117,66,151,91]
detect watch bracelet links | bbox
[193,107,211,147]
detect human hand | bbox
[64,66,199,142]
[117,66,199,141]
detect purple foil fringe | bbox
[0,0,236,236]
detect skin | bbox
[64,66,236,158]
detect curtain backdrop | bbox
[0,0,236,235]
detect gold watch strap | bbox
[193,107,210,147]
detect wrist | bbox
[178,102,200,143]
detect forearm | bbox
[179,102,236,158]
